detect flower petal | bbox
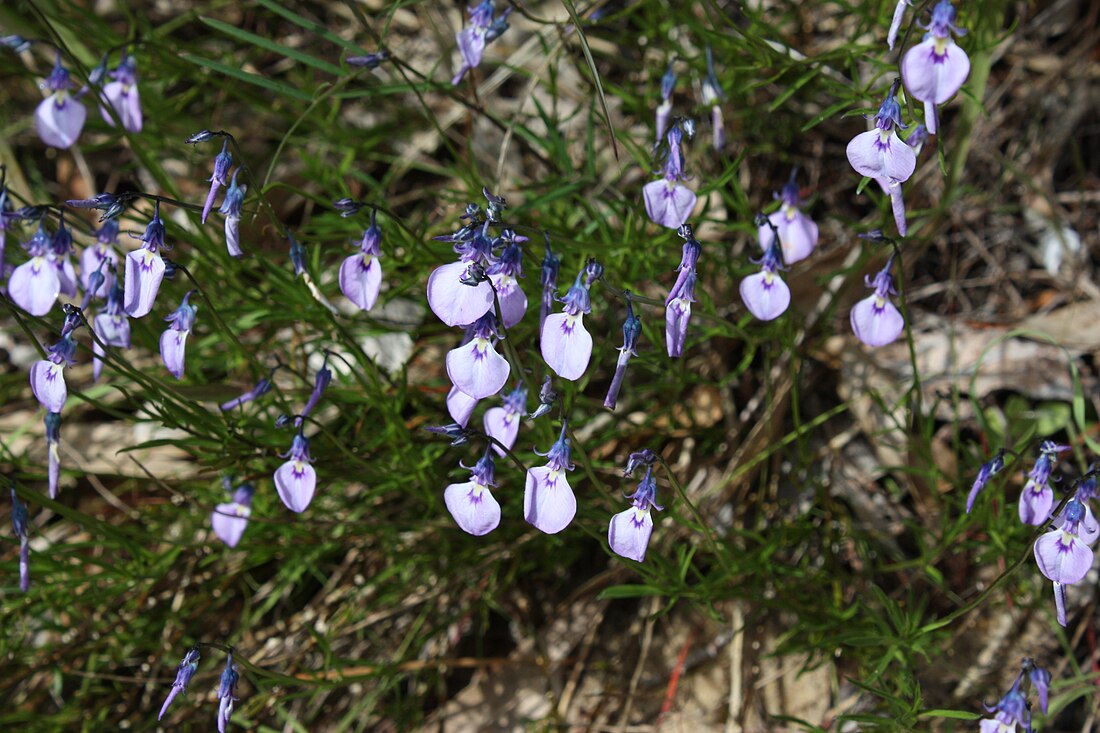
[446,385,479,427]
[540,313,593,381]
[30,360,67,412]
[275,460,317,513]
[211,502,250,547]
[850,295,904,347]
[340,253,382,311]
[739,271,790,321]
[446,338,510,400]
[523,465,576,534]
[35,95,86,149]
[427,260,494,327]
[8,257,60,316]
[124,249,165,318]
[160,329,189,379]
[1034,529,1094,584]
[643,179,697,230]
[490,274,527,329]
[444,480,501,536]
[1018,485,1053,525]
[484,406,520,456]
[608,507,653,562]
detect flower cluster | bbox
[157,646,241,731]
[978,659,1050,732]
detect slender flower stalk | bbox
[158,648,200,721]
[524,422,577,534]
[444,450,501,536]
[11,485,30,592]
[604,295,641,410]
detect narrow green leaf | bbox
[918,709,981,720]
[200,17,343,75]
[181,52,313,102]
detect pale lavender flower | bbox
[846,80,916,184]
[965,448,1005,514]
[655,61,676,144]
[541,267,593,381]
[643,121,697,230]
[701,46,725,151]
[487,231,527,328]
[666,224,701,357]
[1018,441,1070,526]
[49,213,77,298]
[296,358,332,427]
[124,203,167,318]
[160,292,197,380]
[216,653,239,733]
[524,422,577,534]
[158,648,200,721]
[1029,664,1051,715]
[8,222,60,316]
[887,0,910,50]
[35,53,87,149]
[907,123,929,156]
[212,482,255,548]
[740,225,789,321]
[45,411,61,499]
[92,279,131,381]
[202,142,233,224]
[978,666,1029,733]
[605,296,641,410]
[452,0,511,85]
[850,254,904,347]
[339,208,383,311]
[30,333,77,413]
[81,218,119,299]
[11,485,30,593]
[447,385,479,427]
[484,386,525,456]
[220,371,274,411]
[1035,495,1096,586]
[874,176,909,236]
[444,450,501,536]
[275,431,316,512]
[427,222,496,327]
[901,0,969,134]
[99,53,142,133]
[447,313,510,400]
[218,170,244,257]
[608,464,663,562]
[759,171,818,265]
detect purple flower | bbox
[347,52,389,69]
[158,648,200,721]
[978,670,1028,733]
[218,170,244,257]
[11,485,30,593]
[1030,664,1051,715]
[31,333,77,413]
[452,0,510,85]
[644,122,697,230]
[35,54,87,149]
[1018,441,1069,525]
[447,313,510,400]
[484,386,525,456]
[605,296,641,410]
[216,653,239,733]
[528,375,556,420]
[759,171,818,265]
[339,208,383,311]
[850,255,904,347]
[212,482,255,548]
[965,448,1005,514]
[444,451,501,536]
[99,53,142,133]
[538,236,561,336]
[202,142,233,225]
[45,411,61,499]
[50,214,77,298]
[124,203,167,318]
[846,80,917,184]
[608,464,663,562]
[540,268,593,381]
[907,123,929,156]
[425,422,471,447]
[901,0,969,135]
[8,222,61,316]
[524,422,577,534]
[655,61,676,143]
[81,219,119,299]
[427,223,495,327]
[487,232,527,328]
[92,279,131,381]
[666,225,701,357]
[160,292,197,379]
[447,385,479,427]
[887,0,910,50]
[220,371,274,411]
[740,231,790,321]
[275,431,316,512]
[297,358,333,426]
[701,46,725,151]
[1035,494,1097,591]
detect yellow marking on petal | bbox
[141,249,156,266]
[764,271,774,285]
[782,204,796,221]
[294,461,305,474]
[49,363,64,377]
[471,483,485,499]
[878,129,891,144]
[633,507,648,522]
[31,256,46,273]
[873,295,886,309]
[474,337,490,355]
[934,37,948,56]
